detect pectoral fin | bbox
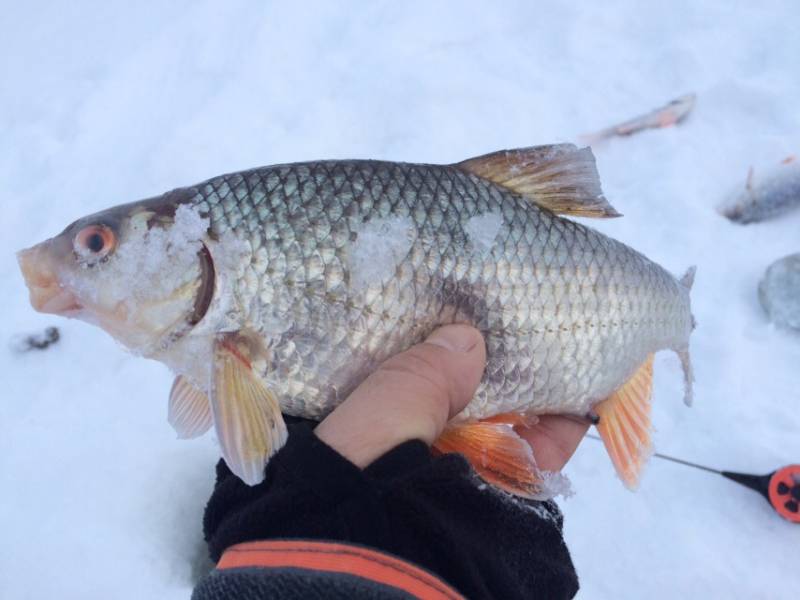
[212,336,288,486]
[455,144,621,218]
[594,355,654,489]
[168,375,212,439]
[433,414,544,498]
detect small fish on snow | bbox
[719,156,800,224]
[582,93,696,145]
[18,144,696,496]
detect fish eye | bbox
[74,225,116,261]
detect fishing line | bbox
[585,433,720,474]
[583,433,800,523]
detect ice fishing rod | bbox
[585,434,800,523]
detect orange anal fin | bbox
[595,355,654,490]
[433,420,542,498]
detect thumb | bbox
[315,325,486,468]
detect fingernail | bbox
[426,325,481,353]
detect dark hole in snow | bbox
[11,326,61,352]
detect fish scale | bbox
[181,159,691,420]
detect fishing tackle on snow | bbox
[587,434,800,523]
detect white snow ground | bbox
[2,1,799,598]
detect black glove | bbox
[194,421,579,600]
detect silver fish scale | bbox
[185,160,692,421]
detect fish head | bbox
[17,197,215,355]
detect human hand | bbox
[315,324,588,472]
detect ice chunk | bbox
[759,253,800,331]
[348,215,414,290]
[532,470,574,501]
[70,204,208,304]
[464,212,503,255]
[63,204,211,354]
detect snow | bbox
[534,470,575,501]
[61,204,208,353]
[2,2,799,598]
[464,212,503,255]
[348,215,414,290]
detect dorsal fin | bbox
[455,144,621,218]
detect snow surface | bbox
[2,2,799,598]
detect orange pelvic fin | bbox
[595,355,654,490]
[433,415,542,498]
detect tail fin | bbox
[676,265,696,406]
[680,265,697,290]
[677,349,694,407]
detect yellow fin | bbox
[433,416,543,498]
[595,355,654,489]
[455,144,621,218]
[212,337,288,486]
[168,375,212,439]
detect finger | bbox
[515,415,590,472]
[315,325,486,467]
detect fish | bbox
[719,156,800,224]
[759,253,800,331]
[582,93,696,144]
[17,144,695,496]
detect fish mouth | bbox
[17,245,83,316]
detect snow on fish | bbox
[17,144,696,496]
[719,156,800,224]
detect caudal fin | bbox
[680,265,697,290]
[677,349,694,407]
[677,265,696,405]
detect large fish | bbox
[18,144,695,495]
